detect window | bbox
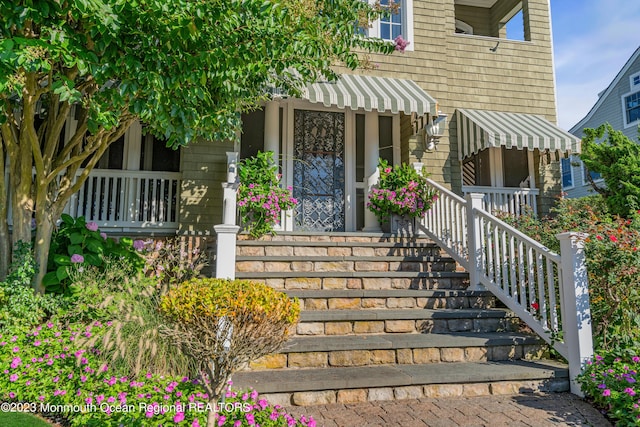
[582,162,601,185]
[631,72,640,88]
[560,157,574,189]
[624,91,640,127]
[366,0,414,51]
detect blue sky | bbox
[550,0,640,129]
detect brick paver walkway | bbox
[285,393,611,427]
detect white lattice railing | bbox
[66,169,181,230]
[420,177,593,395]
[462,185,539,216]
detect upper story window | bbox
[366,0,414,51]
[623,90,640,128]
[454,0,529,41]
[582,161,602,185]
[560,157,574,189]
[631,72,640,88]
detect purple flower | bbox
[625,387,636,396]
[70,254,84,263]
[9,374,18,382]
[133,240,145,251]
[100,232,108,240]
[86,222,98,231]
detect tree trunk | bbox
[0,146,9,280]
[32,208,54,294]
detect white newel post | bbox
[214,152,240,280]
[363,111,381,232]
[557,232,593,396]
[466,193,485,291]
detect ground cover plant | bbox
[0,218,308,426]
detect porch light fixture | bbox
[424,112,447,150]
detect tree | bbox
[0,0,395,288]
[580,123,640,217]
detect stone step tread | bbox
[282,332,544,353]
[300,308,516,322]
[237,255,455,262]
[237,271,468,279]
[285,289,492,299]
[232,360,568,394]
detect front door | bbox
[293,109,345,231]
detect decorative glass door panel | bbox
[293,110,345,231]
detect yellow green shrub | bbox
[159,278,300,404]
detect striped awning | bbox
[457,108,581,160]
[303,74,437,116]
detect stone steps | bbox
[231,232,565,406]
[232,360,569,406]
[295,308,520,336]
[248,332,546,370]
[286,289,497,310]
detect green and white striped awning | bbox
[457,108,581,160]
[303,74,437,116]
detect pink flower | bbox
[394,35,410,52]
[133,240,145,251]
[70,254,84,263]
[100,232,108,240]
[602,389,611,397]
[9,374,18,382]
[86,222,99,231]
[531,302,540,311]
[595,235,603,241]
[609,235,618,243]
[217,415,226,426]
[174,412,185,423]
[625,387,636,396]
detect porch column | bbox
[363,111,381,232]
[125,121,142,222]
[264,101,279,164]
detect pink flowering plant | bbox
[44,215,145,294]
[0,322,315,426]
[237,151,297,238]
[367,158,437,223]
[577,354,640,426]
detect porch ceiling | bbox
[456,108,582,160]
[303,74,438,116]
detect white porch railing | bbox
[462,185,539,216]
[65,169,181,230]
[421,177,593,396]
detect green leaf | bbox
[42,271,60,287]
[86,238,104,254]
[84,252,102,267]
[69,232,84,245]
[53,254,71,266]
[68,245,83,256]
[56,266,69,281]
[61,214,74,225]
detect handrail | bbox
[462,185,539,216]
[418,173,593,395]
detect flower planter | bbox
[381,214,416,235]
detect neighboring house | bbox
[64,0,580,237]
[562,46,640,198]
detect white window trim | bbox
[621,88,640,129]
[560,157,575,190]
[367,0,414,52]
[581,159,604,186]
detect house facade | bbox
[66,0,580,236]
[562,46,640,198]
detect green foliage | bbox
[0,241,64,331]
[142,237,209,290]
[367,159,437,222]
[0,412,51,427]
[577,353,640,426]
[581,124,640,217]
[501,196,640,352]
[44,215,144,294]
[237,151,298,238]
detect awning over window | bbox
[457,108,581,160]
[303,74,437,116]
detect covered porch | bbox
[456,108,581,217]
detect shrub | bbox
[501,195,640,352]
[237,151,298,238]
[0,241,64,331]
[160,278,300,427]
[367,158,437,223]
[142,237,209,291]
[44,215,145,294]
[580,123,640,217]
[577,353,640,426]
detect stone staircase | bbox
[231,233,569,406]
